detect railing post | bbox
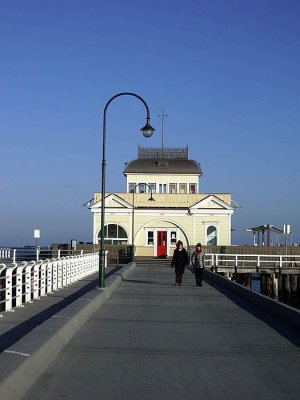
[279,255,282,274]
[25,262,35,303]
[32,262,40,300]
[40,261,46,296]
[57,260,63,289]
[5,266,14,311]
[66,257,71,284]
[45,260,53,293]
[105,251,108,268]
[62,259,67,286]
[52,259,58,291]
[16,264,25,307]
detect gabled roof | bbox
[190,195,233,210]
[91,193,133,210]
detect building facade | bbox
[91,147,234,257]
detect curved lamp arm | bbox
[102,92,155,163]
[99,93,155,287]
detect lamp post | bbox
[131,183,155,259]
[99,93,155,288]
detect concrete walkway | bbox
[21,266,300,400]
[0,266,121,343]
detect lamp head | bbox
[140,121,155,138]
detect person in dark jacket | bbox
[171,240,189,286]
[191,243,205,286]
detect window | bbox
[138,183,146,193]
[129,183,136,193]
[147,231,154,245]
[98,224,128,245]
[107,224,117,238]
[148,183,156,193]
[169,183,177,194]
[159,184,167,193]
[179,183,187,194]
[170,231,177,245]
[207,226,217,246]
[189,184,196,194]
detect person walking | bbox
[191,243,205,286]
[171,240,189,286]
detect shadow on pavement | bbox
[122,278,173,286]
[199,269,300,348]
[0,266,122,353]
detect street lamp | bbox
[99,92,155,288]
[131,183,155,259]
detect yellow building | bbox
[91,146,234,257]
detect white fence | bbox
[204,253,300,271]
[0,253,106,314]
[0,248,14,259]
[0,247,86,263]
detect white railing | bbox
[0,252,107,314]
[204,254,300,270]
[0,248,15,260]
[0,247,86,263]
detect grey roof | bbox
[123,158,202,175]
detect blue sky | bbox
[1,0,299,246]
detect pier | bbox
[0,259,300,400]
[205,253,300,303]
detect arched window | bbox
[207,226,217,246]
[98,224,128,245]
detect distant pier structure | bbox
[247,224,284,246]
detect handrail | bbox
[204,253,300,270]
[0,252,107,315]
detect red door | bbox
[157,231,167,257]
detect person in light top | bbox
[191,243,205,286]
